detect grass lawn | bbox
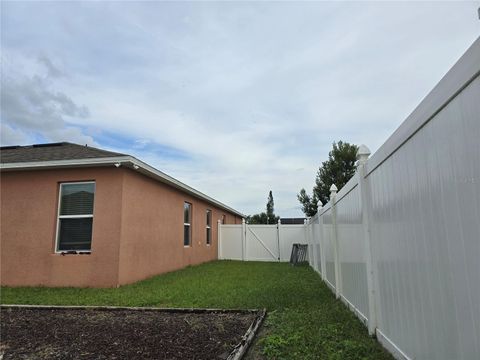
[1,261,393,360]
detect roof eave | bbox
[0,156,132,170]
[0,156,245,218]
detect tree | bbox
[247,212,268,224]
[266,190,276,224]
[247,190,280,224]
[297,189,318,217]
[298,141,358,217]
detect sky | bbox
[1,1,479,217]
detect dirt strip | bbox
[0,305,266,360]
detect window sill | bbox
[55,251,92,256]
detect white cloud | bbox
[1,52,96,146]
[0,123,32,146]
[1,2,479,216]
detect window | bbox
[184,202,192,246]
[206,210,211,245]
[56,182,95,252]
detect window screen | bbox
[184,202,191,246]
[206,210,211,245]
[56,182,95,252]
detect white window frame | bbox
[184,202,192,247]
[55,181,95,253]
[206,209,211,246]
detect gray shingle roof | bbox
[0,142,128,163]
[0,141,245,217]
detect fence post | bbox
[218,219,223,260]
[277,219,282,261]
[330,184,342,299]
[304,218,312,267]
[241,218,246,261]
[357,145,378,335]
[317,200,327,280]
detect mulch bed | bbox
[0,306,264,360]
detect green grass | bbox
[1,261,392,359]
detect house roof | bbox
[0,142,244,218]
[0,142,128,163]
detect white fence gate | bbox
[218,221,306,262]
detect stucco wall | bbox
[117,168,240,285]
[1,166,241,287]
[0,168,123,287]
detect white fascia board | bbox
[127,157,245,218]
[0,155,245,218]
[0,156,132,170]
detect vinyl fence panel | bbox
[306,217,315,267]
[335,181,369,323]
[321,209,337,290]
[279,224,306,261]
[368,69,480,360]
[218,224,243,260]
[310,38,479,360]
[219,222,308,262]
[311,215,322,274]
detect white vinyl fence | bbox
[306,38,480,360]
[218,38,479,360]
[219,221,306,262]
